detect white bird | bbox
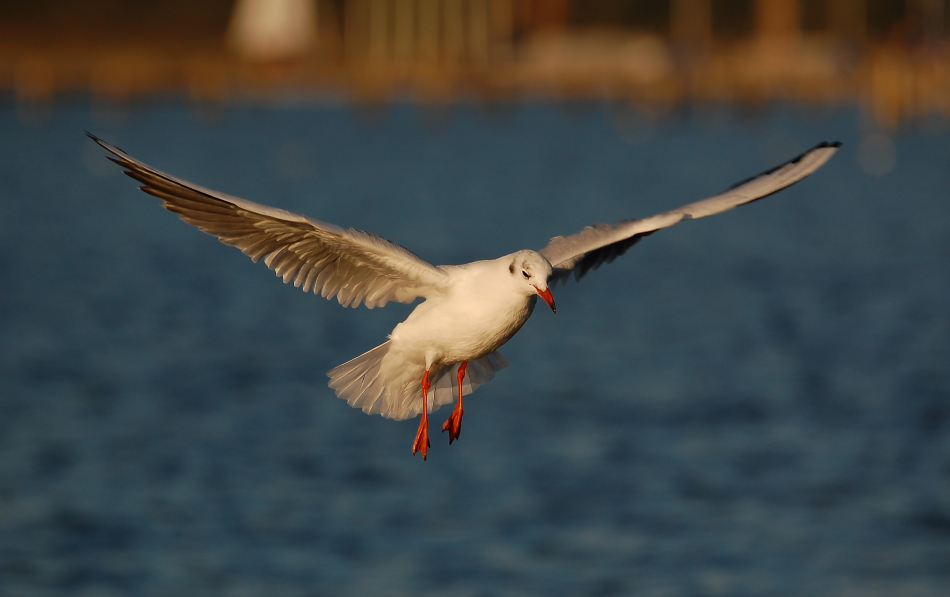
[89,133,839,459]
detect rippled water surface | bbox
[1,101,949,596]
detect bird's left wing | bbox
[539,141,840,284]
[90,134,451,308]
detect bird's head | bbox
[508,250,556,313]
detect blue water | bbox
[1,100,948,596]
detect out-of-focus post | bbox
[368,0,390,66]
[394,0,416,65]
[754,0,801,45]
[444,0,466,64]
[670,0,712,56]
[418,0,441,64]
[909,0,945,38]
[468,0,490,64]
[828,0,867,46]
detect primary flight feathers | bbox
[90,133,838,298]
[541,141,840,283]
[92,133,450,309]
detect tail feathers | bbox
[430,351,509,398]
[327,341,401,418]
[327,342,509,421]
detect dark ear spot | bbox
[509,263,515,274]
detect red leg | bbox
[442,361,467,444]
[412,368,431,459]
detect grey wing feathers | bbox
[89,133,450,308]
[540,141,839,284]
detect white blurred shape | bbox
[227,0,316,61]
[857,133,896,177]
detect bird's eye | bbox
[522,270,530,279]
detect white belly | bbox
[389,271,536,367]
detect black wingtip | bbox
[726,141,841,191]
[790,141,843,164]
[85,131,128,156]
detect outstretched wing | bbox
[90,133,451,308]
[540,141,840,284]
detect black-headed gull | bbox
[89,133,839,459]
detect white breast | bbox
[389,258,535,367]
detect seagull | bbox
[88,133,839,459]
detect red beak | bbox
[534,286,556,313]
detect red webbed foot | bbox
[442,361,467,445]
[413,368,432,460]
[442,407,463,444]
[412,416,430,459]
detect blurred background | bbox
[1,1,949,596]
[3,0,950,127]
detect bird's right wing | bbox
[90,133,451,308]
[539,141,840,284]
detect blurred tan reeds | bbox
[1,0,948,128]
